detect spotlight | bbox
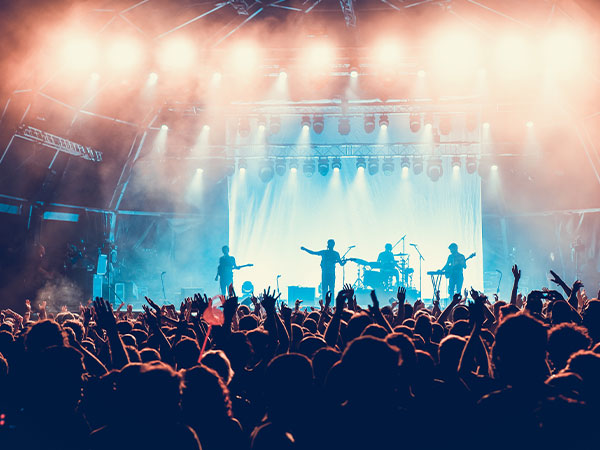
[466,156,477,174]
[238,118,250,137]
[409,113,421,133]
[148,72,158,85]
[413,156,424,175]
[356,157,366,171]
[318,158,329,176]
[158,37,195,70]
[279,68,287,79]
[526,120,534,128]
[331,157,342,171]
[303,159,316,177]
[238,159,247,172]
[417,69,426,78]
[379,114,389,129]
[451,156,461,169]
[259,160,274,183]
[350,67,359,78]
[313,115,324,134]
[427,157,443,181]
[212,71,222,82]
[482,122,490,130]
[338,118,351,135]
[224,160,235,177]
[439,115,452,135]
[424,113,433,129]
[270,116,281,134]
[368,158,379,175]
[289,160,298,173]
[257,116,266,131]
[161,124,169,131]
[275,158,286,176]
[382,158,394,176]
[364,115,376,134]
[400,156,410,170]
[491,164,499,171]
[301,116,311,130]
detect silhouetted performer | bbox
[377,243,400,288]
[301,239,347,296]
[443,242,466,297]
[215,245,237,296]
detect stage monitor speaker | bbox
[115,282,138,304]
[92,274,109,299]
[288,286,315,304]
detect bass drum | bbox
[363,270,384,290]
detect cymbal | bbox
[348,257,369,265]
[393,253,408,256]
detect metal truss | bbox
[340,0,357,27]
[14,125,103,162]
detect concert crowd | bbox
[1,265,600,450]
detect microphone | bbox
[277,274,281,278]
[495,269,502,274]
[348,245,356,248]
[161,271,166,275]
[409,243,417,247]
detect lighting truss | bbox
[228,0,252,15]
[15,125,103,162]
[340,0,357,27]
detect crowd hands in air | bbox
[1,268,600,449]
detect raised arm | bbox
[510,264,520,306]
[300,246,320,256]
[549,270,572,298]
[93,297,129,370]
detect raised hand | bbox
[192,293,210,316]
[25,299,31,313]
[549,270,564,286]
[572,280,584,292]
[451,293,462,306]
[512,264,521,282]
[397,286,406,304]
[142,305,160,331]
[324,291,332,311]
[260,287,280,313]
[368,290,380,314]
[92,298,117,332]
[223,287,239,319]
[281,303,292,321]
[334,289,346,314]
[294,299,303,312]
[145,296,161,315]
[468,296,485,331]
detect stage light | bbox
[409,113,421,133]
[196,168,204,174]
[482,122,490,130]
[279,69,288,79]
[238,118,250,137]
[424,113,433,129]
[289,160,298,173]
[231,42,262,74]
[275,158,286,176]
[224,160,235,177]
[257,116,266,131]
[400,156,410,170]
[350,68,359,78]
[106,37,142,71]
[270,116,281,134]
[161,124,169,131]
[439,115,452,135]
[238,159,247,172]
[203,124,210,132]
[303,159,316,177]
[379,115,389,129]
[318,158,329,176]
[491,164,499,171]
[61,37,98,71]
[313,115,324,134]
[91,72,100,81]
[413,156,424,175]
[212,72,222,82]
[306,43,335,71]
[356,157,366,171]
[526,120,534,128]
[368,158,379,175]
[301,116,311,131]
[148,72,159,85]
[427,157,443,181]
[158,37,195,70]
[466,156,477,174]
[417,69,426,78]
[259,160,274,183]
[451,156,461,169]
[338,118,351,135]
[382,158,394,176]
[364,115,375,133]
[332,157,342,171]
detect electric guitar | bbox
[444,252,476,279]
[216,263,254,281]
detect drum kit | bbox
[346,253,415,292]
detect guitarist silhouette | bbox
[215,245,253,296]
[443,243,475,298]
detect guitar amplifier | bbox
[115,282,138,304]
[288,286,315,304]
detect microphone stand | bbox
[412,244,425,300]
[161,272,167,302]
[496,270,503,294]
[276,275,281,296]
[342,246,354,286]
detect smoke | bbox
[34,275,84,313]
